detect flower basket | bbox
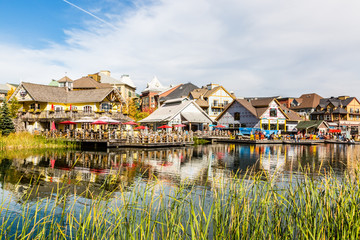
[35,109,42,114]
[28,109,34,113]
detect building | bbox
[216,98,302,132]
[157,83,199,106]
[296,120,329,134]
[88,70,137,100]
[189,83,235,120]
[140,76,169,112]
[139,98,214,131]
[73,76,112,90]
[290,93,323,119]
[310,96,360,134]
[154,84,182,108]
[0,83,18,102]
[9,82,127,132]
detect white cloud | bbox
[1,0,360,98]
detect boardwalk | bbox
[42,129,194,149]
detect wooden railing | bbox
[20,110,128,121]
[42,129,194,144]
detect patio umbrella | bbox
[158,125,172,129]
[91,120,108,125]
[97,116,120,124]
[50,121,56,131]
[135,126,148,130]
[214,125,226,128]
[124,121,137,125]
[174,124,186,127]
[59,121,76,124]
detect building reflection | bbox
[0,143,358,199]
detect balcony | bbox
[211,103,225,108]
[20,110,129,122]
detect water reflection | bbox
[0,143,359,198]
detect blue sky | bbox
[1,0,360,98]
[0,0,135,47]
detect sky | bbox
[1,0,360,98]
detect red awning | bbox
[329,129,341,133]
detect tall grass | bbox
[0,132,77,151]
[0,171,360,239]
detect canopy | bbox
[214,125,226,128]
[97,116,120,124]
[123,121,137,125]
[329,129,341,133]
[135,126,148,130]
[174,124,186,127]
[91,120,108,125]
[59,121,76,125]
[158,125,172,129]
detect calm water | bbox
[0,143,359,200]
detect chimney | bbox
[100,70,111,76]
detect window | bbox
[350,108,354,113]
[83,106,93,113]
[30,103,36,110]
[55,106,63,112]
[101,103,112,112]
[213,100,218,106]
[356,109,360,113]
[262,123,269,130]
[269,108,277,117]
[234,112,240,120]
[128,91,132,97]
[224,101,229,106]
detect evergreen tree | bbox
[0,102,15,136]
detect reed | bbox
[0,132,77,151]
[0,171,360,239]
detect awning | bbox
[181,112,212,124]
[328,122,338,126]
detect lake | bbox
[1,143,360,239]
[0,143,358,197]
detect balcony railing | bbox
[211,103,225,108]
[20,110,128,121]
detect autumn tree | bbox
[6,89,21,118]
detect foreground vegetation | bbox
[0,171,359,239]
[0,132,77,150]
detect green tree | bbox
[0,102,15,136]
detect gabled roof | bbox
[333,108,348,114]
[161,83,199,102]
[297,120,329,130]
[195,99,209,108]
[250,98,274,107]
[190,88,208,99]
[73,76,112,89]
[190,85,235,101]
[216,97,302,121]
[11,82,125,103]
[139,98,213,123]
[48,80,59,87]
[58,76,73,83]
[291,93,322,110]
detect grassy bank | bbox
[1,171,360,239]
[193,136,210,145]
[0,132,77,151]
